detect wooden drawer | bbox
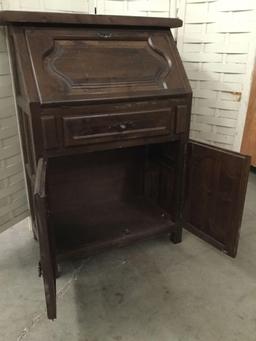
[62,108,175,147]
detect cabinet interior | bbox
[47,142,179,258]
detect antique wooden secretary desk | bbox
[0,11,250,320]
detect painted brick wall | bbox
[96,0,173,17]
[0,2,27,233]
[2,0,90,12]
[177,0,256,151]
[0,0,92,233]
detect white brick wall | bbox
[97,0,172,17]
[177,0,256,150]
[0,0,28,233]
[2,0,91,12]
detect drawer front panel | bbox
[62,109,174,147]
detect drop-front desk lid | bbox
[1,11,191,106]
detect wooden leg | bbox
[32,223,38,241]
[33,229,38,241]
[170,224,182,244]
[170,139,187,245]
[56,263,62,278]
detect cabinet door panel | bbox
[184,141,250,257]
[34,158,56,319]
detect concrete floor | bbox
[1,172,256,341]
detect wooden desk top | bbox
[0,11,182,29]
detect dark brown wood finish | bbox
[184,141,250,257]
[47,147,175,258]
[0,10,182,28]
[34,159,56,320]
[25,27,188,104]
[2,11,250,320]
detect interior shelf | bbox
[55,196,175,259]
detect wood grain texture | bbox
[0,11,182,28]
[62,108,175,147]
[5,12,250,320]
[47,146,178,259]
[25,28,190,104]
[241,64,256,166]
[34,159,56,320]
[185,140,250,257]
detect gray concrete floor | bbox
[1,172,256,341]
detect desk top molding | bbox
[0,11,183,29]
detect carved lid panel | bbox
[25,28,189,105]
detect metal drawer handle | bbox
[97,32,112,39]
[119,124,127,131]
[110,121,133,132]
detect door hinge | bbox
[38,261,43,277]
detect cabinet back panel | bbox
[48,147,145,207]
[47,145,177,253]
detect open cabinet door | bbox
[34,158,56,319]
[184,141,250,257]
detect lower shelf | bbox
[54,197,175,259]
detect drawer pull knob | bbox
[98,32,112,39]
[119,124,127,131]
